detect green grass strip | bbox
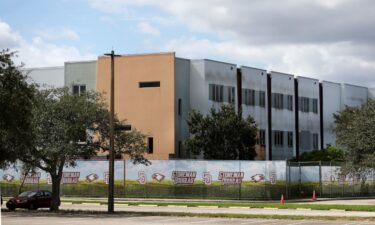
[60,199,375,212]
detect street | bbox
[2,212,375,225]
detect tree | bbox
[21,88,149,210]
[291,145,344,162]
[0,49,35,168]
[334,100,375,193]
[185,104,258,160]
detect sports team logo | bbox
[152,173,165,182]
[138,171,146,184]
[3,174,14,182]
[86,173,99,182]
[251,174,265,182]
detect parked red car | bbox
[6,190,59,210]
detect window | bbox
[313,133,319,149]
[259,129,266,145]
[147,137,153,154]
[139,81,160,88]
[72,85,86,95]
[273,131,284,147]
[272,93,283,109]
[209,84,224,102]
[259,91,266,107]
[178,99,182,116]
[243,89,255,105]
[299,97,310,112]
[287,132,293,148]
[287,95,293,111]
[227,86,235,103]
[312,99,318,114]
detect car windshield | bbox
[18,191,36,197]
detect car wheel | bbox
[28,203,37,210]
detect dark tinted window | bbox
[148,137,153,153]
[139,81,160,88]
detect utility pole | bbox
[104,50,120,213]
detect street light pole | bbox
[104,50,120,213]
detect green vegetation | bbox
[291,145,344,161]
[186,104,258,159]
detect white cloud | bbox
[35,27,80,41]
[137,21,160,36]
[0,20,95,67]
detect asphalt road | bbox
[2,213,375,225]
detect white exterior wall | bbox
[297,76,320,153]
[270,71,295,160]
[65,60,97,92]
[241,66,269,159]
[322,81,341,147]
[23,66,64,88]
[341,84,368,108]
[190,59,237,115]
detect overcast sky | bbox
[1,0,375,86]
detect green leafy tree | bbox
[21,88,149,210]
[0,49,35,168]
[291,145,344,161]
[186,104,258,160]
[334,99,375,193]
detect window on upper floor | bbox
[287,131,293,148]
[139,81,160,88]
[259,91,266,107]
[313,133,319,150]
[272,130,284,147]
[312,99,318,114]
[227,86,235,104]
[259,129,266,146]
[272,93,284,109]
[243,89,255,106]
[299,97,310,112]
[147,137,153,154]
[209,84,224,102]
[73,85,86,95]
[287,95,293,111]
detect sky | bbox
[1,0,375,86]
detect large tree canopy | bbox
[0,49,35,168]
[21,88,149,210]
[186,104,258,160]
[334,100,375,193]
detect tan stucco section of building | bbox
[96,53,176,160]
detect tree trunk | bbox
[50,174,61,211]
[18,170,29,194]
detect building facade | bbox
[26,52,371,160]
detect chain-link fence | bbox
[1,160,374,200]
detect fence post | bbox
[319,161,322,197]
[285,160,289,200]
[298,162,301,197]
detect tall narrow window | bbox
[259,129,266,145]
[299,97,310,112]
[259,91,266,107]
[287,95,293,111]
[178,98,182,116]
[287,132,293,148]
[227,86,235,103]
[313,133,319,149]
[147,137,153,154]
[312,99,318,114]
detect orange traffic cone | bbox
[312,190,317,201]
[280,194,285,205]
